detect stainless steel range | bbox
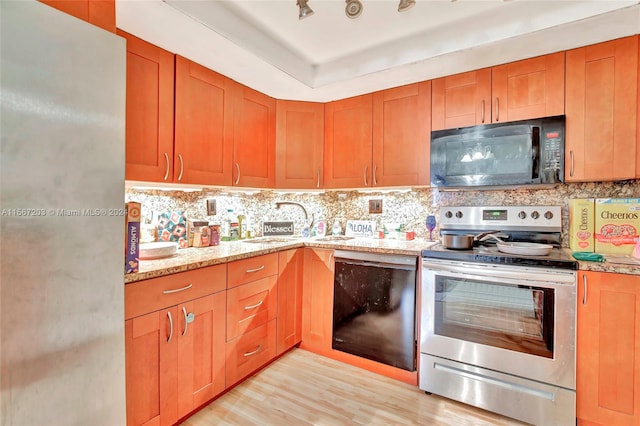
[420,206,578,426]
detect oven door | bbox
[421,259,576,390]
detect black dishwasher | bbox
[332,250,417,371]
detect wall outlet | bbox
[369,199,382,214]
[206,199,216,216]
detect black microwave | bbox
[430,116,565,189]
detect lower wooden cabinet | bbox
[300,248,334,355]
[225,319,277,386]
[125,292,226,426]
[577,271,640,426]
[277,249,303,355]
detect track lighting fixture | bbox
[398,0,415,12]
[297,0,314,20]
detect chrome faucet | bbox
[275,201,313,227]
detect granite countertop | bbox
[125,237,435,283]
[125,239,640,283]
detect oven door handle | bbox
[337,259,416,271]
[422,261,576,284]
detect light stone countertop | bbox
[125,237,436,283]
[124,239,640,284]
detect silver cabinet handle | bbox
[363,166,369,187]
[167,311,173,343]
[163,153,170,181]
[234,162,241,185]
[181,306,188,336]
[177,154,184,181]
[245,265,265,273]
[495,97,500,122]
[373,165,378,186]
[570,151,575,177]
[243,345,263,357]
[244,300,264,311]
[162,284,193,295]
[317,169,321,188]
[582,274,588,305]
[481,100,485,123]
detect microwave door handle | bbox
[531,126,540,180]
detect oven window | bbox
[434,276,554,358]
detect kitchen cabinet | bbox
[577,271,640,426]
[39,0,115,32]
[324,94,373,188]
[277,249,303,355]
[566,36,638,182]
[232,84,276,188]
[118,30,175,183]
[300,248,334,355]
[637,38,640,179]
[432,52,564,130]
[124,266,227,426]
[174,55,234,186]
[372,82,431,186]
[226,274,277,341]
[275,100,324,189]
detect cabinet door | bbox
[491,52,565,123]
[174,56,234,186]
[324,94,373,188]
[233,84,276,188]
[577,271,640,426]
[277,249,303,355]
[176,292,226,418]
[300,248,334,355]
[637,39,640,179]
[566,36,638,182]
[275,100,324,189]
[227,275,277,341]
[372,82,431,187]
[125,308,178,426]
[432,68,491,130]
[118,31,175,183]
[39,0,115,32]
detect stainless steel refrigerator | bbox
[1,1,126,424]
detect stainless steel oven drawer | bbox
[419,353,575,426]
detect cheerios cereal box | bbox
[594,198,640,254]
[568,198,595,252]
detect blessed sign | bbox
[263,221,294,236]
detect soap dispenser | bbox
[331,219,342,236]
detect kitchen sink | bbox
[241,236,300,244]
[315,236,354,242]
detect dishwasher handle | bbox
[335,258,417,271]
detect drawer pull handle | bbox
[167,311,173,343]
[244,300,264,311]
[243,345,263,357]
[163,284,193,294]
[245,265,265,273]
[583,274,588,305]
[182,306,188,336]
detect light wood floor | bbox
[182,348,529,426]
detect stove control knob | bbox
[531,211,540,220]
[544,211,554,220]
[455,211,463,219]
[518,211,527,219]
[445,210,453,219]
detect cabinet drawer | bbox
[125,265,226,320]
[227,253,278,289]
[227,275,277,341]
[225,319,276,386]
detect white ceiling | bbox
[116,0,640,102]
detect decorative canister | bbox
[190,220,210,247]
[209,224,221,246]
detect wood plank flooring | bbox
[182,348,529,426]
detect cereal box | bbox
[594,198,640,254]
[568,198,595,252]
[125,202,141,274]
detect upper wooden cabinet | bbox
[565,36,638,182]
[372,82,431,186]
[39,0,115,32]
[324,94,373,188]
[432,68,491,130]
[577,271,640,426]
[275,100,324,189]
[232,84,276,188]
[432,52,564,130]
[119,31,175,183]
[174,56,235,186]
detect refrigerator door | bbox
[1,2,126,425]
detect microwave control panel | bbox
[541,120,564,174]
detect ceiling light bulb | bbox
[398,0,415,12]
[297,0,314,19]
[345,0,363,19]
